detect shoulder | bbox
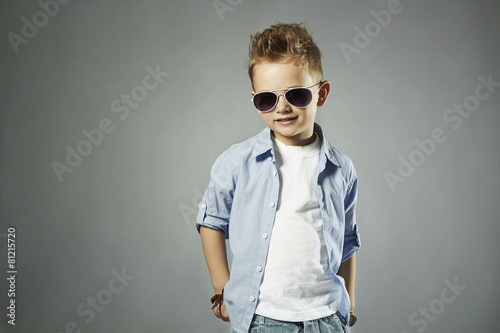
[329,142,356,173]
[211,128,270,174]
[315,122,356,179]
[216,129,265,160]
[324,138,358,186]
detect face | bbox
[251,61,331,146]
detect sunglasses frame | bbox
[251,81,324,112]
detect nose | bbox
[275,93,291,112]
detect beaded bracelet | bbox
[210,289,224,312]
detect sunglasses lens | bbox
[285,88,313,108]
[253,92,277,112]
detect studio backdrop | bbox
[1,1,499,332]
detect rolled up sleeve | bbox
[342,172,360,261]
[196,196,230,238]
[195,148,239,239]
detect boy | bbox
[196,23,360,333]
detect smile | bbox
[275,116,298,124]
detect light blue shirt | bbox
[196,123,360,333]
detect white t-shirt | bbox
[255,133,340,321]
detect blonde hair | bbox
[248,22,323,85]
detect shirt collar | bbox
[251,123,341,167]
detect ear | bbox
[316,81,331,107]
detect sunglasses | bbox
[251,82,323,112]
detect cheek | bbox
[297,108,316,123]
[295,107,313,117]
[259,113,273,123]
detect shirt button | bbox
[250,296,255,302]
[200,203,205,208]
[256,266,262,272]
[269,202,275,208]
[267,156,272,161]
[262,233,268,239]
[273,170,277,176]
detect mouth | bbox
[275,116,298,124]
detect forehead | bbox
[252,61,315,92]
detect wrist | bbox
[349,311,357,327]
[212,278,229,294]
[212,282,226,294]
[213,287,224,294]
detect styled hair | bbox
[248,22,323,86]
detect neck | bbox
[272,131,316,146]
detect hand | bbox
[213,299,229,322]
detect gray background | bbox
[1,0,499,332]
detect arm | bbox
[337,252,356,311]
[200,226,230,321]
[340,164,359,313]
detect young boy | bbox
[196,23,360,333]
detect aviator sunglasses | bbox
[251,81,323,112]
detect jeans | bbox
[229,312,349,333]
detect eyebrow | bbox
[256,82,321,93]
[256,85,308,93]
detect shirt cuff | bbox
[342,224,360,261]
[195,202,229,239]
